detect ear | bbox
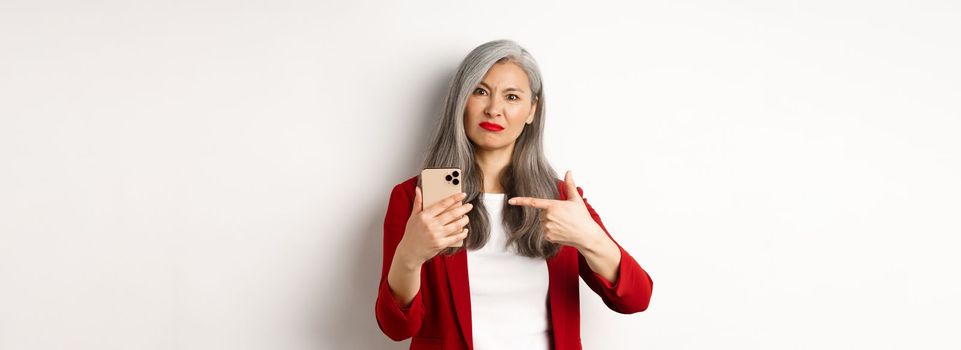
[526,96,538,124]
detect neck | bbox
[474,143,514,193]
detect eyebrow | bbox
[479,81,526,94]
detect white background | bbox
[2,1,959,349]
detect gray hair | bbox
[419,39,560,258]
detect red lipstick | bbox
[480,122,504,131]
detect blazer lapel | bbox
[444,250,473,349]
[546,250,563,346]
[547,246,579,349]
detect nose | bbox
[484,95,504,118]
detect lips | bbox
[479,122,504,131]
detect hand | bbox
[396,187,473,266]
[508,170,606,251]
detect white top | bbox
[466,192,552,350]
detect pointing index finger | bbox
[508,196,555,209]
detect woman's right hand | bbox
[396,187,473,266]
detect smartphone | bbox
[420,167,465,247]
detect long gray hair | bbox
[418,39,560,259]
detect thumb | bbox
[565,170,582,202]
[412,186,424,213]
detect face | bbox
[464,61,538,152]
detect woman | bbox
[375,39,653,350]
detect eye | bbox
[507,94,520,101]
[474,87,487,95]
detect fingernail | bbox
[508,198,516,205]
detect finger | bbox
[413,186,424,213]
[442,215,470,234]
[442,228,469,247]
[508,196,555,209]
[437,202,474,225]
[565,170,582,202]
[425,192,466,217]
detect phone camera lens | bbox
[446,175,452,181]
[452,171,459,177]
[452,179,460,185]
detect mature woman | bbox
[375,39,653,350]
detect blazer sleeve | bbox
[575,186,654,314]
[374,183,427,341]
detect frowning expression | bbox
[464,61,537,151]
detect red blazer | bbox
[375,175,653,350]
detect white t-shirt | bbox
[467,192,552,350]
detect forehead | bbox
[480,62,531,93]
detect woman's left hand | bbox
[508,170,607,251]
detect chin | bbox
[469,133,516,150]
[474,141,513,151]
